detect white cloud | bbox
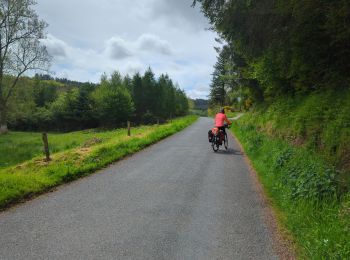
[40,34,68,58]
[137,34,173,56]
[150,0,208,32]
[187,85,210,99]
[103,34,173,59]
[34,0,218,98]
[105,37,133,60]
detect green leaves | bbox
[132,70,188,123]
[198,0,350,109]
[92,76,134,128]
[6,67,189,131]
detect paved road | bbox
[0,118,277,260]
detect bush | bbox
[141,111,157,125]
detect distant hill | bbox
[34,73,97,88]
[193,99,208,110]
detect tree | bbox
[131,72,143,121]
[123,74,133,94]
[92,73,134,128]
[209,45,233,106]
[0,0,51,133]
[141,67,157,115]
[174,86,189,116]
[194,0,350,106]
[33,80,58,107]
[48,86,96,131]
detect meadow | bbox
[0,115,198,209]
[0,127,156,169]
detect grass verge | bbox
[245,89,350,188]
[232,117,350,259]
[0,115,198,209]
[0,126,158,169]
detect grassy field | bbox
[0,128,152,169]
[232,116,350,259]
[0,115,198,209]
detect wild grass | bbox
[0,115,198,209]
[232,117,350,259]
[0,128,152,169]
[246,88,350,188]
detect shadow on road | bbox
[214,148,243,156]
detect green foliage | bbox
[0,116,198,209]
[92,74,134,127]
[189,109,208,117]
[241,89,350,189]
[236,121,337,200]
[33,80,59,107]
[232,117,350,258]
[0,0,51,132]
[141,111,157,125]
[5,67,189,131]
[189,99,208,117]
[209,45,230,106]
[49,85,97,131]
[130,70,188,123]
[195,0,350,109]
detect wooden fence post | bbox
[127,121,131,136]
[42,133,51,161]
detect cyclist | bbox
[215,108,232,136]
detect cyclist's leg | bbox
[218,126,225,143]
[218,126,225,132]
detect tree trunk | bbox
[0,101,8,134]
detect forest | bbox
[6,68,189,132]
[193,0,350,106]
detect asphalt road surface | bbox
[0,117,278,260]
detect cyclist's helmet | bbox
[220,108,225,114]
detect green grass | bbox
[225,111,239,119]
[246,88,350,188]
[0,115,198,209]
[0,128,151,169]
[232,117,350,259]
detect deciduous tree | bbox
[0,0,50,133]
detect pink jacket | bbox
[215,113,231,127]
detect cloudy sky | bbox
[35,0,218,99]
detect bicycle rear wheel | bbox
[212,136,219,152]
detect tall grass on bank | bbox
[232,118,350,259]
[0,115,198,209]
[246,89,350,188]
